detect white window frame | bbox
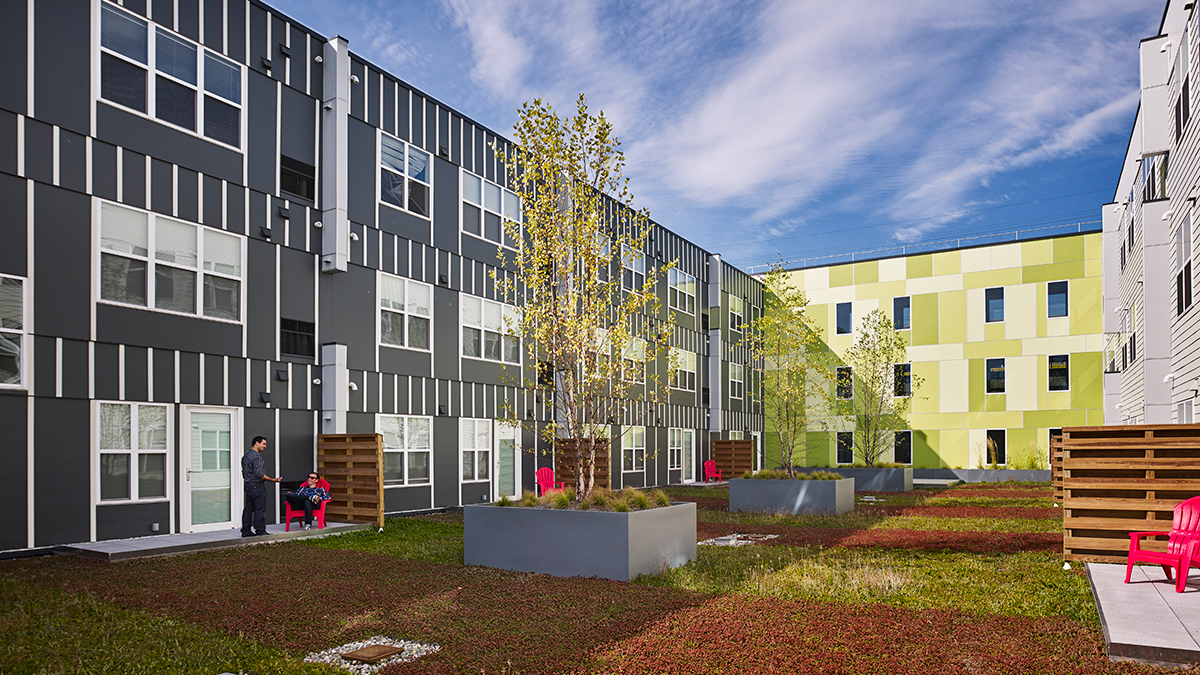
[893,429,913,465]
[622,337,647,384]
[836,430,854,465]
[461,295,521,365]
[621,244,645,291]
[460,169,521,249]
[668,268,696,315]
[379,414,433,486]
[836,366,853,400]
[670,347,696,391]
[893,296,911,330]
[378,272,433,352]
[1047,280,1070,318]
[836,301,852,334]
[668,428,684,470]
[1180,401,1195,424]
[729,362,744,401]
[95,200,245,324]
[894,363,912,398]
[0,274,27,390]
[96,1,245,151]
[729,295,744,334]
[622,425,646,472]
[986,357,1006,394]
[460,418,492,484]
[985,287,1005,323]
[378,130,433,220]
[95,401,173,504]
[1048,354,1070,392]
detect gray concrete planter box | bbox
[913,469,1050,483]
[790,467,913,492]
[729,478,855,516]
[463,502,696,582]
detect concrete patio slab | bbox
[1087,562,1200,668]
[63,521,373,562]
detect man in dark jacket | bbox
[240,436,281,537]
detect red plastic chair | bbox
[1125,495,1200,592]
[703,460,722,483]
[285,478,332,531]
[536,467,566,496]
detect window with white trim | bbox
[729,296,744,334]
[622,425,645,472]
[98,402,169,502]
[622,244,645,291]
[99,2,242,148]
[836,366,853,400]
[836,431,854,464]
[1049,354,1070,391]
[462,295,520,364]
[894,430,912,465]
[461,418,492,483]
[668,428,693,470]
[986,358,1006,394]
[668,269,695,314]
[380,415,432,485]
[380,132,432,218]
[622,337,646,383]
[0,276,25,388]
[671,347,696,391]
[99,202,243,321]
[461,171,520,248]
[1178,215,1193,316]
[894,363,911,397]
[379,273,432,350]
[729,363,744,401]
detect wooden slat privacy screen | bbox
[712,440,754,479]
[1051,434,1064,504]
[1062,425,1200,563]
[554,439,610,491]
[317,433,385,528]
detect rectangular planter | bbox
[913,469,1051,483]
[791,467,913,492]
[463,501,696,582]
[729,478,855,515]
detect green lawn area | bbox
[0,483,1161,674]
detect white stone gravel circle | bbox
[303,636,441,673]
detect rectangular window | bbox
[1048,354,1070,391]
[280,156,315,202]
[461,170,520,248]
[986,429,1007,465]
[985,287,1004,323]
[280,319,315,358]
[986,358,1006,394]
[836,302,852,334]
[622,244,645,291]
[379,273,432,351]
[1180,401,1194,424]
[622,425,646,472]
[671,347,696,391]
[1047,281,1069,318]
[894,430,912,465]
[893,296,911,330]
[729,296,744,334]
[380,415,432,485]
[99,3,242,148]
[894,363,912,397]
[98,402,169,502]
[1144,153,1168,202]
[622,337,647,384]
[380,132,432,218]
[1178,215,1192,316]
[836,366,853,400]
[729,363,744,401]
[462,295,520,364]
[836,431,854,464]
[668,269,696,315]
[0,276,25,388]
[668,427,693,471]
[460,418,492,483]
[99,202,242,322]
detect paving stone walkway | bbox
[63,521,372,561]
[1088,562,1200,667]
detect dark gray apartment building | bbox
[0,0,763,551]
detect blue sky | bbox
[276,0,1161,270]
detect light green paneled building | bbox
[767,231,1103,469]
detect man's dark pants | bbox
[241,482,267,535]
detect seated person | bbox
[283,472,330,529]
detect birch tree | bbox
[842,308,922,467]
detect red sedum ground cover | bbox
[857,504,1060,519]
[697,522,1063,554]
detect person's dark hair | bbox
[251,436,267,446]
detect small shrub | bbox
[564,486,578,502]
[578,500,590,510]
[650,489,671,506]
[518,489,539,507]
[874,461,905,469]
[549,491,571,509]
[1008,441,1048,471]
[495,494,514,507]
[611,501,630,513]
[630,491,651,510]
[808,470,843,480]
[589,488,611,508]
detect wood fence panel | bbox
[1062,424,1200,564]
[554,439,611,491]
[317,433,384,528]
[712,440,754,479]
[1051,434,1064,503]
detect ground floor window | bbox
[379,414,432,485]
[622,426,646,472]
[894,430,912,464]
[668,428,694,471]
[97,402,170,501]
[836,431,854,464]
[461,418,492,483]
[0,275,24,387]
[985,429,1007,466]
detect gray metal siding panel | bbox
[226,184,245,234]
[23,118,52,185]
[384,485,431,512]
[151,159,173,215]
[123,0,146,16]
[178,351,200,403]
[203,174,223,226]
[178,168,199,222]
[424,100,436,154]
[203,0,224,53]
[34,0,89,134]
[123,346,148,401]
[245,239,277,359]
[97,104,242,184]
[0,111,17,175]
[152,348,175,403]
[96,502,171,541]
[61,338,89,400]
[34,398,90,547]
[318,265,375,371]
[367,69,380,128]
[450,114,461,166]
[278,246,314,322]
[433,415,456,506]
[378,206,430,245]
[34,335,54,396]
[410,94,423,147]
[91,140,118,201]
[269,14,287,83]
[308,36,323,99]
[178,0,200,41]
[0,2,27,115]
[122,147,146,208]
[433,287,457,380]
[227,355,246,406]
[94,342,120,401]
[382,78,395,135]
[249,359,268,409]
[0,173,27,277]
[247,73,278,195]
[350,59,366,120]
[58,129,87,194]
[96,304,242,354]
[347,117,376,227]
[35,185,90,340]
[0,393,27,549]
[278,408,314,481]
[226,0,246,63]
[280,86,316,166]
[432,157,459,253]
[248,4,269,76]
[152,0,173,27]
[378,348,431,378]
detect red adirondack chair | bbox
[1125,495,1200,593]
[703,459,721,483]
[284,478,333,531]
[535,467,566,496]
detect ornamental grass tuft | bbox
[743,469,843,480]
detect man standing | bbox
[241,436,281,537]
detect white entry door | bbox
[495,423,522,499]
[180,406,241,532]
[680,429,696,483]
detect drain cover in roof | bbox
[342,645,405,664]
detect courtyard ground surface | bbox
[0,482,1172,674]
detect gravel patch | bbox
[303,636,441,673]
[699,533,780,547]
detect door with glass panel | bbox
[495,423,521,499]
[181,407,239,532]
[681,429,695,483]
